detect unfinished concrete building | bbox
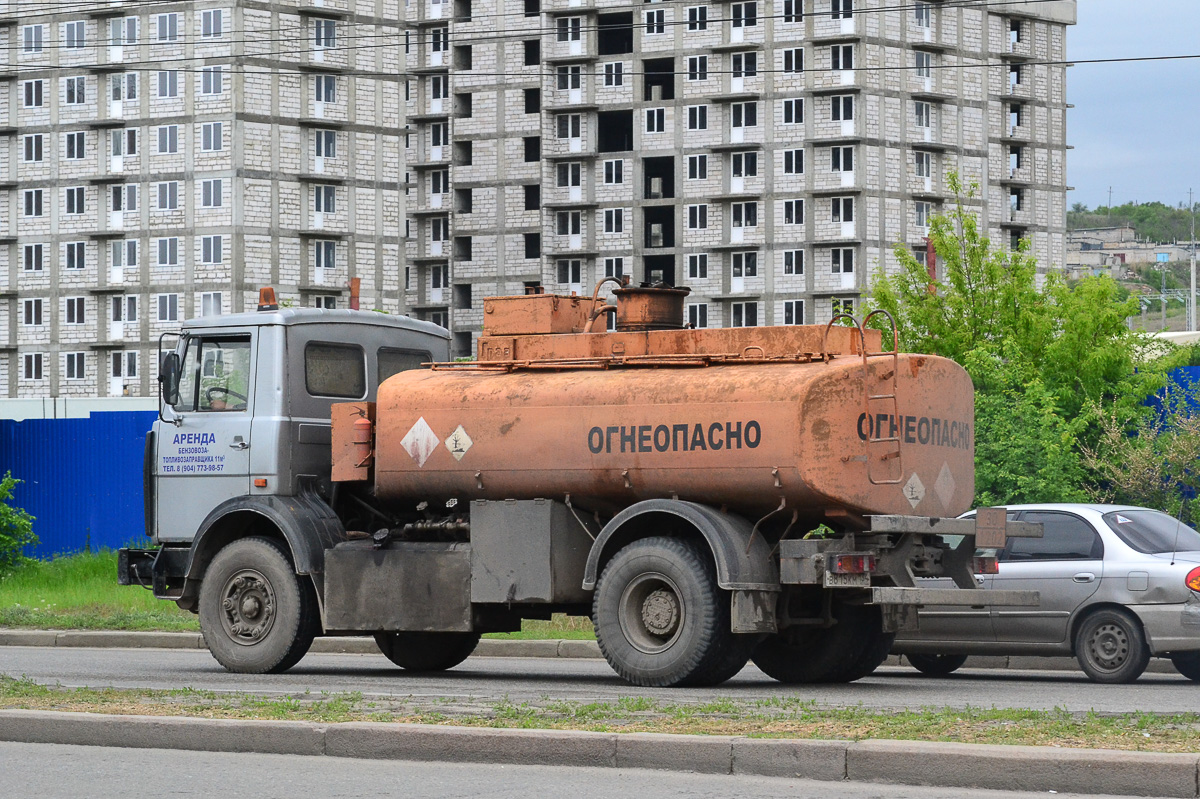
[405,0,1075,354]
[0,1,405,398]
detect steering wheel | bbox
[205,386,248,409]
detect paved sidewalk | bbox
[0,710,1194,797]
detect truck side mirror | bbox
[159,352,181,406]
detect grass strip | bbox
[2,675,1199,752]
[0,552,595,639]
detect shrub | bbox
[0,472,37,574]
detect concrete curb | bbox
[0,630,1181,674]
[0,710,1195,797]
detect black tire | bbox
[593,536,746,687]
[752,602,892,684]
[199,536,320,674]
[374,632,481,672]
[1074,608,1150,684]
[906,653,969,677]
[1169,652,1200,682]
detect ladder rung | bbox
[867,393,897,401]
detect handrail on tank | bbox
[821,313,865,361]
[861,309,900,357]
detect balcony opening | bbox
[453,45,472,70]
[453,236,472,260]
[454,93,472,118]
[524,184,540,210]
[598,12,634,55]
[642,57,675,101]
[643,206,676,248]
[597,110,633,153]
[453,331,473,358]
[453,283,472,309]
[453,0,471,21]
[453,141,472,166]
[524,40,540,66]
[644,254,676,286]
[525,88,541,114]
[524,136,541,162]
[642,156,675,200]
[524,232,541,259]
[524,0,539,17]
[455,188,472,213]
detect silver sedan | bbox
[892,504,1200,683]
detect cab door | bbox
[157,333,256,542]
[990,511,1104,644]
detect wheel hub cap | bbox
[220,569,276,646]
[618,572,686,655]
[642,589,680,637]
[1090,623,1129,669]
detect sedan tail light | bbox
[1186,566,1200,593]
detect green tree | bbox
[868,175,1157,505]
[0,472,37,575]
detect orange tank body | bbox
[369,351,975,522]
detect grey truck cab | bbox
[125,297,448,617]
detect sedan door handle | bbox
[1073,572,1096,583]
[229,441,249,451]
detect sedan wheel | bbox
[1074,608,1150,684]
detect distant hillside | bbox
[1068,201,1197,244]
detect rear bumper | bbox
[1131,597,1200,655]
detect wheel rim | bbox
[1087,622,1130,671]
[219,568,277,646]
[618,572,685,655]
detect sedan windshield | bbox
[1102,510,1200,554]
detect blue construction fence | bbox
[1,410,156,558]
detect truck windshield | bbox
[1102,510,1200,554]
[175,336,252,412]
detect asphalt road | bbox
[1,646,1194,713]
[0,742,1153,799]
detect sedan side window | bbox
[1002,512,1103,562]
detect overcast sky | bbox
[1068,0,1200,209]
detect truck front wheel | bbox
[198,536,320,674]
[374,632,481,672]
[593,536,749,688]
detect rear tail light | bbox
[829,554,876,575]
[1186,566,1200,593]
[973,556,1000,575]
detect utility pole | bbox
[1108,186,1113,220]
[1191,188,1197,332]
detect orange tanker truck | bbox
[122,280,1038,687]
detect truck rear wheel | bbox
[374,632,481,672]
[752,602,892,684]
[593,536,747,687]
[198,536,319,674]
